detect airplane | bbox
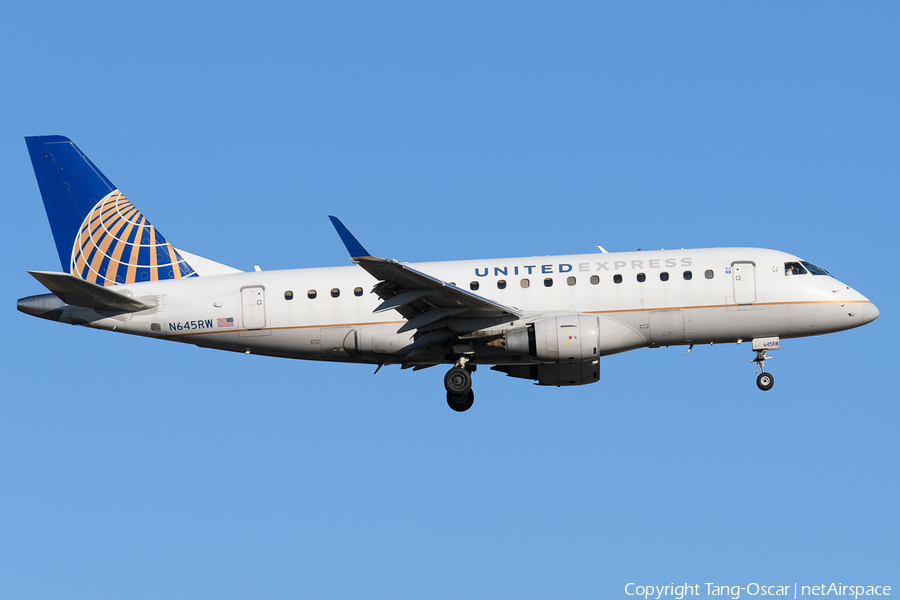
[18,135,879,411]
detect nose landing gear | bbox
[756,371,774,391]
[749,338,779,391]
[444,358,475,412]
[752,349,775,391]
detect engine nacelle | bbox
[492,360,600,386]
[504,314,600,362]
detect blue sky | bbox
[1,2,897,598]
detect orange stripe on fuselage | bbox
[164,299,874,338]
[171,320,406,337]
[583,298,872,315]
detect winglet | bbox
[329,216,372,260]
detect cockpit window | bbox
[800,261,833,277]
[784,262,807,276]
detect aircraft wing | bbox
[329,217,522,355]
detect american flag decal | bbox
[217,317,234,328]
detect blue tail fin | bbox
[25,136,197,286]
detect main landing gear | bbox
[444,358,475,412]
[752,349,775,391]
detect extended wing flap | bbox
[373,288,433,313]
[28,271,156,312]
[328,217,523,356]
[397,307,468,333]
[353,257,523,319]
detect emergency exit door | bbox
[732,263,756,305]
[241,286,266,330]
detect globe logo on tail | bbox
[71,191,197,286]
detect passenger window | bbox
[470,281,479,291]
[590,275,599,285]
[331,288,340,298]
[521,279,530,288]
[544,278,553,287]
[660,272,669,282]
[567,276,576,286]
[705,270,714,279]
[354,287,363,297]
[284,291,294,300]
[683,271,692,280]
[784,262,808,276]
[497,280,507,289]
[614,274,622,284]
[308,290,317,299]
[637,273,646,283]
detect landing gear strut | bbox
[444,358,475,412]
[752,349,775,391]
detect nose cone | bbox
[861,298,880,324]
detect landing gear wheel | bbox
[756,372,774,391]
[447,390,475,412]
[444,366,472,395]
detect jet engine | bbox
[503,314,600,362]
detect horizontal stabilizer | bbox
[28,271,156,312]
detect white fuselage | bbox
[45,247,877,366]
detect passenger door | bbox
[241,286,267,330]
[732,262,756,305]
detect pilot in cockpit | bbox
[784,262,806,276]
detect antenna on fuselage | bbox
[596,246,609,253]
